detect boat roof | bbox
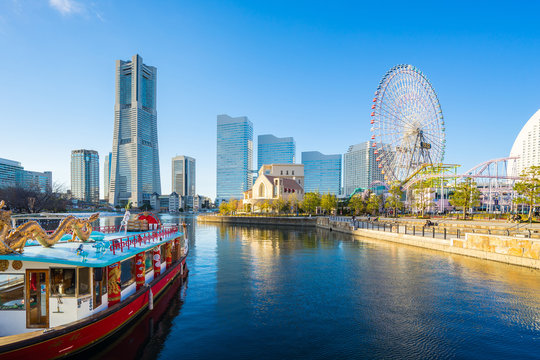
[0,230,182,268]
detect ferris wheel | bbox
[370,64,445,183]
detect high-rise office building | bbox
[71,150,99,203]
[343,141,385,196]
[0,158,52,193]
[172,155,196,208]
[108,54,161,207]
[301,151,342,195]
[103,152,112,202]
[257,134,296,171]
[216,114,253,202]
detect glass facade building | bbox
[103,152,112,202]
[257,134,296,171]
[343,141,385,196]
[216,114,253,202]
[301,151,342,195]
[71,150,100,203]
[0,158,52,193]
[109,54,161,206]
[172,155,196,209]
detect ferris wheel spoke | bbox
[371,64,445,182]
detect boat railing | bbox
[108,226,178,255]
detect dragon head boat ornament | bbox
[0,200,99,255]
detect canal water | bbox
[90,215,540,359]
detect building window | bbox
[121,258,136,289]
[281,171,283,175]
[78,268,91,296]
[292,171,294,175]
[259,183,265,197]
[0,274,24,310]
[51,268,76,296]
[286,171,289,175]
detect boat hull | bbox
[0,257,188,360]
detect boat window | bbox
[120,257,135,289]
[78,268,91,296]
[0,274,24,310]
[93,267,107,307]
[145,250,153,273]
[50,268,76,296]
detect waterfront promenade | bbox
[198,214,540,270]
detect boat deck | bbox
[0,229,181,267]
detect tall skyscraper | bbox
[257,134,296,171]
[216,114,253,202]
[71,150,99,203]
[103,152,112,202]
[343,141,385,196]
[172,155,196,196]
[108,54,161,207]
[301,151,342,195]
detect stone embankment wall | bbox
[318,218,540,270]
[453,234,540,260]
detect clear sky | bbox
[1,0,539,199]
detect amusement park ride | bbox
[356,64,518,213]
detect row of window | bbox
[0,245,167,310]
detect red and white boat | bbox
[0,212,188,359]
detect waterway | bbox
[90,215,540,359]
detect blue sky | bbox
[1,0,539,199]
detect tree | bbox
[219,201,230,215]
[320,193,337,214]
[384,182,404,217]
[288,193,299,214]
[301,192,321,214]
[0,182,68,213]
[260,199,271,213]
[411,180,434,217]
[366,194,382,215]
[229,199,239,214]
[513,166,540,221]
[450,178,481,219]
[349,195,366,215]
[273,197,288,214]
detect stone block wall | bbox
[452,234,540,260]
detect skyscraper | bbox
[103,152,112,202]
[108,54,161,207]
[71,150,99,203]
[257,134,296,170]
[172,156,196,208]
[216,114,253,202]
[343,141,384,196]
[301,151,342,195]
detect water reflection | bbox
[81,220,540,360]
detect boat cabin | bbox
[0,226,185,337]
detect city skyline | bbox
[1,2,540,199]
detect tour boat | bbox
[0,208,188,359]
